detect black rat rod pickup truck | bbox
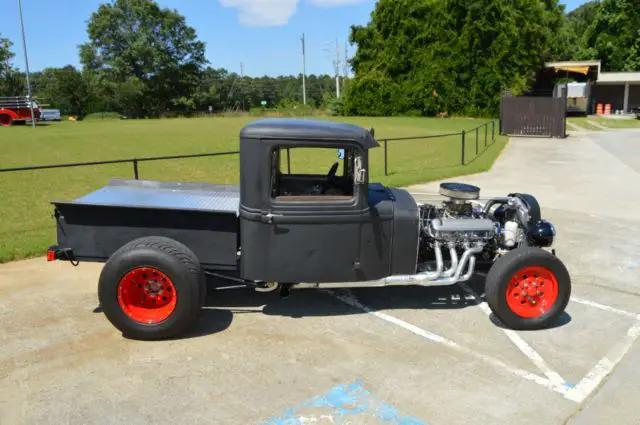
[48,118,571,340]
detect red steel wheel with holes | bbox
[505,266,558,318]
[486,246,571,330]
[117,267,177,324]
[0,114,13,127]
[98,236,204,341]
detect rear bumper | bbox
[47,245,78,264]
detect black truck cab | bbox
[237,119,418,284]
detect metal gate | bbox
[500,92,567,138]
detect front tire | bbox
[98,236,205,340]
[485,247,571,330]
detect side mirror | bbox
[354,156,366,184]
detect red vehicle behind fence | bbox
[0,96,41,127]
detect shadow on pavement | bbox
[91,274,571,341]
[197,275,571,337]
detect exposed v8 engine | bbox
[417,182,556,272]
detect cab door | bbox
[242,143,369,283]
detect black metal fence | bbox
[0,151,241,179]
[381,120,497,176]
[0,120,498,179]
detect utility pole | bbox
[240,62,245,111]
[343,42,349,79]
[301,33,307,105]
[17,0,35,128]
[335,38,341,98]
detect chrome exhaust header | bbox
[291,243,483,290]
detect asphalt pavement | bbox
[1,128,639,425]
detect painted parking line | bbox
[565,320,640,402]
[458,283,567,387]
[570,297,640,320]
[327,289,569,397]
[328,288,640,405]
[258,379,426,425]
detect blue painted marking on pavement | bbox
[563,382,576,389]
[259,379,427,425]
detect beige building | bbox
[545,60,640,115]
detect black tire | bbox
[485,247,571,330]
[98,236,205,340]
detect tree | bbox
[36,66,91,116]
[346,0,566,117]
[0,34,26,96]
[580,0,640,71]
[79,0,207,117]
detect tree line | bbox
[345,0,640,117]
[1,0,638,119]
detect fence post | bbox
[384,139,388,176]
[133,159,139,180]
[475,127,479,156]
[485,123,488,147]
[461,131,466,165]
[492,120,495,143]
[287,148,291,174]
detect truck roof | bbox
[240,118,380,150]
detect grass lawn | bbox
[0,116,507,263]
[567,117,604,131]
[568,115,640,131]
[591,116,640,128]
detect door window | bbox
[271,146,357,201]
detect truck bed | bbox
[52,179,240,268]
[71,179,240,214]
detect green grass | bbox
[0,116,507,263]
[591,116,640,128]
[568,115,640,131]
[567,117,604,131]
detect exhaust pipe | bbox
[292,244,483,290]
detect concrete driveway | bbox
[2,129,640,425]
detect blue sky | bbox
[0,0,589,77]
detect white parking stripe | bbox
[328,290,570,398]
[570,297,640,320]
[565,320,640,403]
[458,283,567,387]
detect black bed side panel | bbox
[54,203,238,268]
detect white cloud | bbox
[220,0,367,27]
[306,0,365,6]
[219,0,299,26]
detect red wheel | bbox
[0,114,13,127]
[98,237,204,340]
[117,267,177,324]
[486,247,571,330]
[505,266,558,318]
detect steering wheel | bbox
[323,162,341,194]
[327,162,339,180]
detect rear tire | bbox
[0,114,13,127]
[485,247,571,330]
[98,236,205,340]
